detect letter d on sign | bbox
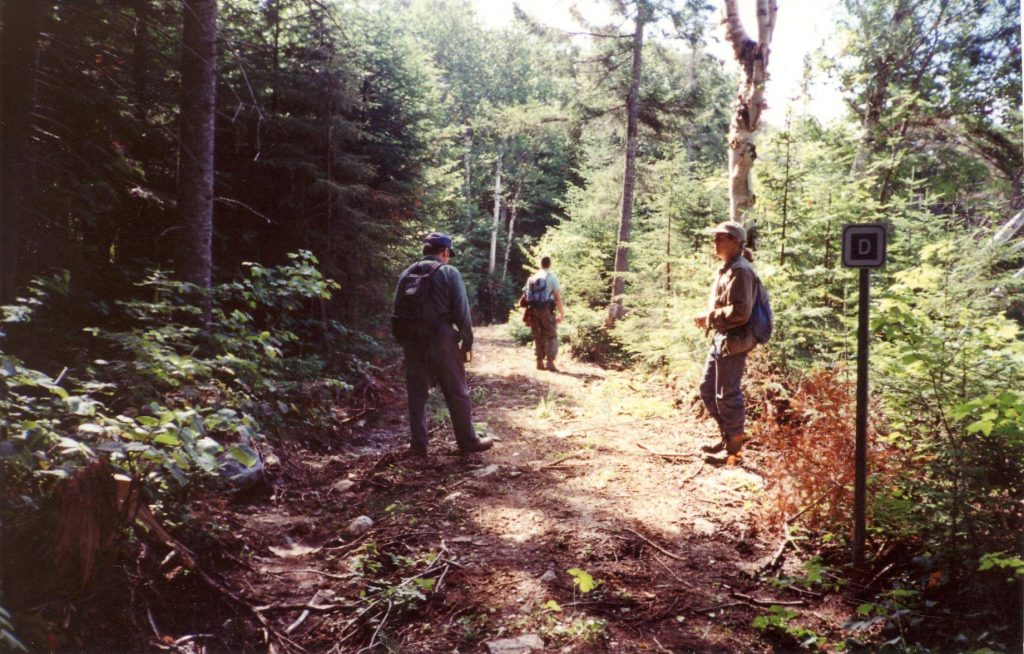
[857,237,873,256]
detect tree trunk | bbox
[269,0,280,113]
[489,153,503,276]
[132,0,150,126]
[665,210,672,291]
[722,0,777,244]
[779,108,793,265]
[0,0,43,304]
[177,0,218,295]
[463,129,473,225]
[606,5,646,327]
[501,182,521,285]
[849,0,911,178]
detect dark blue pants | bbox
[698,350,748,437]
[404,324,478,450]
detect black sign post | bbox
[841,224,887,568]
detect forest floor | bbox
[197,325,852,653]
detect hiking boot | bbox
[546,360,558,372]
[536,360,545,371]
[725,433,749,456]
[701,440,726,454]
[458,437,494,455]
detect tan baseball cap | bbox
[710,221,746,243]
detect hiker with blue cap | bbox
[391,232,494,456]
[693,221,773,465]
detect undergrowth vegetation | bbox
[0,252,384,649]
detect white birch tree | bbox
[722,0,777,238]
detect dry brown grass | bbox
[750,366,895,533]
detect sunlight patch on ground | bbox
[476,505,551,544]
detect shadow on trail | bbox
[542,368,603,383]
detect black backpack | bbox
[391,260,444,345]
[525,274,548,309]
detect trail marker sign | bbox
[842,223,887,268]
[841,223,888,569]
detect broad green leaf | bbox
[413,577,436,591]
[227,444,259,468]
[567,567,600,593]
[154,433,182,447]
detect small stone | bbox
[485,634,544,654]
[332,479,356,494]
[472,464,501,478]
[346,515,373,536]
[692,517,717,536]
[539,570,557,584]
[264,452,281,468]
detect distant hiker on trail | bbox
[694,221,773,465]
[391,232,494,456]
[523,256,564,372]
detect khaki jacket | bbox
[707,255,757,357]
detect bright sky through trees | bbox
[474,0,847,126]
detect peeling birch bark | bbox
[722,0,776,239]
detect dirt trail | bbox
[216,326,830,653]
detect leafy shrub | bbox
[0,251,382,639]
[859,241,1024,645]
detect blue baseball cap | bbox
[424,232,457,256]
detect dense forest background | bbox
[1,0,1022,651]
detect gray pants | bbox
[698,350,748,437]
[404,324,478,450]
[530,304,558,363]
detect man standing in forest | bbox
[524,256,565,371]
[392,232,494,456]
[694,222,757,465]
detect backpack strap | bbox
[413,259,444,275]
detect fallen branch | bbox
[165,544,308,652]
[618,527,687,563]
[681,462,705,484]
[255,601,348,613]
[636,441,695,461]
[782,585,824,599]
[275,568,351,580]
[864,561,896,590]
[356,599,393,654]
[731,591,806,607]
[538,453,586,469]
[785,486,838,525]
[652,555,694,589]
[285,609,311,635]
[322,532,369,553]
[758,523,791,575]
[694,601,746,614]
[340,407,375,424]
